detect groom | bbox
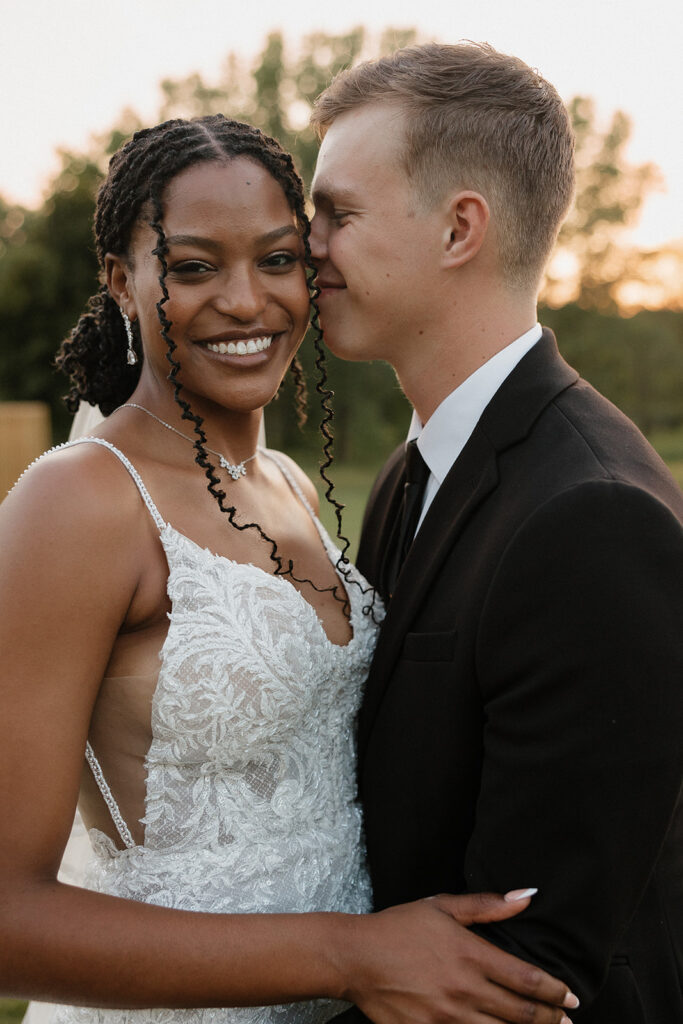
[310,43,683,1022]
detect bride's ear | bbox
[105,254,136,320]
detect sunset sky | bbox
[2,0,681,250]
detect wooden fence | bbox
[0,402,51,498]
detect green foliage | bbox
[0,151,102,437]
[541,304,683,435]
[156,27,374,187]
[0,1000,27,1024]
[0,28,680,456]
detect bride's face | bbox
[108,157,310,414]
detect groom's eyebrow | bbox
[311,181,358,208]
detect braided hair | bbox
[57,114,376,618]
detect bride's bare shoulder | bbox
[1,439,146,555]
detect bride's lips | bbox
[195,330,283,363]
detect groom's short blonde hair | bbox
[311,42,575,292]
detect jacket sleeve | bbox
[466,479,683,1004]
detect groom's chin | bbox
[317,322,374,363]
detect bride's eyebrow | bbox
[165,225,300,250]
[165,234,222,251]
[256,225,301,244]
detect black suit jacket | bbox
[354,330,683,1023]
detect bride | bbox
[0,114,573,1024]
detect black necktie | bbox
[385,439,430,596]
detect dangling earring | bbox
[120,307,138,365]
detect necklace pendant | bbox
[220,455,247,480]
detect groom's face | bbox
[310,103,443,366]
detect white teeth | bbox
[205,335,274,355]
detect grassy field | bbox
[0,1002,26,1024]
[1,432,680,1024]
[651,428,683,489]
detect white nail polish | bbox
[504,887,539,902]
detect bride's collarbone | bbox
[156,465,319,565]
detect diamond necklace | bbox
[118,403,260,480]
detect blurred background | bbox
[0,0,681,556]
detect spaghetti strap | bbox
[260,449,331,550]
[17,437,167,532]
[85,743,136,849]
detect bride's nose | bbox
[213,268,267,321]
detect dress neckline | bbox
[159,520,358,653]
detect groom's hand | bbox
[333,891,579,1024]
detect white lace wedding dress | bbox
[29,437,381,1024]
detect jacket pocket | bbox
[402,630,457,662]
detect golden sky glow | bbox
[1,0,681,251]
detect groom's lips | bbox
[315,275,346,299]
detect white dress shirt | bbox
[408,323,543,533]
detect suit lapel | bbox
[358,429,498,759]
[357,330,579,762]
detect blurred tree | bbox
[542,97,663,311]
[541,303,683,435]
[153,28,371,185]
[0,152,102,438]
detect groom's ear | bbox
[440,191,489,270]
[105,253,136,320]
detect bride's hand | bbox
[334,891,579,1024]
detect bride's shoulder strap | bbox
[34,437,166,533]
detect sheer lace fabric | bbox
[81,669,160,847]
[36,439,382,1024]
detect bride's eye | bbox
[261,251,299,271]
[171,260,214,276]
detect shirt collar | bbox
[407,323,542,485]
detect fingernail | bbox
[560,1017,573,1024]
[504,887,538,902]
[564,992,580,1009]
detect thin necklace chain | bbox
[117,403,260,481]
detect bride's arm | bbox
[0,450,575,1023]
